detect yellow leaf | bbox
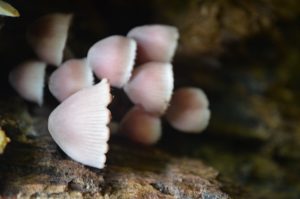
[0,0,20,17]
[0,127,10,154]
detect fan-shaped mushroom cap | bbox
[48,79,111,169]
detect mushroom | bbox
[27,13,73,66]
[127,24,179,64]
[124,62,174,116]
[87,35,137,88]
[48,79,111,169]
[9,60,46,106]
[165,87,211,133]
[120,106,161,145]
[49,58,94,102]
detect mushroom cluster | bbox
[8,13,211,169]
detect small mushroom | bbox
[87,35,137,88]
[124,62,174,116]
[9,60,46,106]
[165,87,211,133]
[27,13,73,66]
[120,106,161,145]
[127,24,179,64]
[48,79,111,169]
[49,58,94,102]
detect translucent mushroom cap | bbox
[124,62,174,116]
[87,35,137,88]
[48,79,111,169]
[49,58,94,102]
[9,60,46,106]
[120,106,161,145]
[165,87,211,133]
[27,13,73,66]
[127,24,179,64]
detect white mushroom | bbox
[120,106,161,145]
[124,62,174,116]
[48,79,111,169]
[49,58,94,102]
[87,35,137,88]
[165,87,211,133]
[27,13,73,66]
[9,60,46,106]
[127,24,179,64]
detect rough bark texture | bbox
[0,103,229,198]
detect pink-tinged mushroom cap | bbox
[27,13,73,66]
[49,58,94,102]
[48,79,111,169]
[124,62,174,116]
[165,87,211,133]
[120,106,161,145]
[127,24,179,64]
[87,35,137,88]
[9,60,46,106]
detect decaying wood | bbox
[0,109,229,198]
